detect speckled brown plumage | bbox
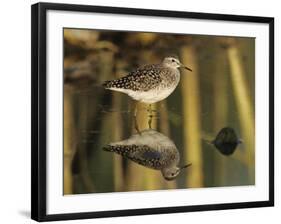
[103,64,176,91]
[103,143,177,170]
[103,129,191,181]
[102,56,191,105]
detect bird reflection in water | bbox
[103,129,191,181]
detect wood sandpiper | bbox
[103,129,191,181]
[103,56,192,131]
[103,56,192,103]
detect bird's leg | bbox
[147,103,158,113]
[134,102,141,135]
[148,104,153,129]
[148,115,153,129]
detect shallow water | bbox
[63,29,255,194]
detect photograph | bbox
[63,28,255,195]
[31,3,274,221]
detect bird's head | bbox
[162,56,192,71]
[161,163,192,181]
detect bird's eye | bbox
[171,173,174,176]
[172,59,175,62]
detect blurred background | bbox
[63,28,255,195]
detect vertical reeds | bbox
[76,94,95,192]
[181,45,204,188]
[159,100,177,189]
[212,42,229,185]
[63,85,76,194]
[112,59,125,192]
[226,39,255,183]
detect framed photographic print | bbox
[31,2,274,222]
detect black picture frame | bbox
[31,2,274,222]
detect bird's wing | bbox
[127,145,163,169]
[140,149,162,160]
[103,144,161,159]
[106,144,162,169]
[103,64,166,91]
[127,64,164,91]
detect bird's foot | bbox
[148,114,153,129]
[147,114,159,129]
[146,104,158,114]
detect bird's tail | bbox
[102,144,115,152]
[102,76,130,89]
[102,80,114,89]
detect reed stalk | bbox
[63,85,76,194]
[159,100,177,189]
[212,44,228,185]
[181,45,204,188]
[112,60,125,192]
[227,42,255,183]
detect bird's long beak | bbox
[180,63,192,71]
[180,163,192,170]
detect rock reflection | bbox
[103,129,191,181]
[210,127,242,156]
